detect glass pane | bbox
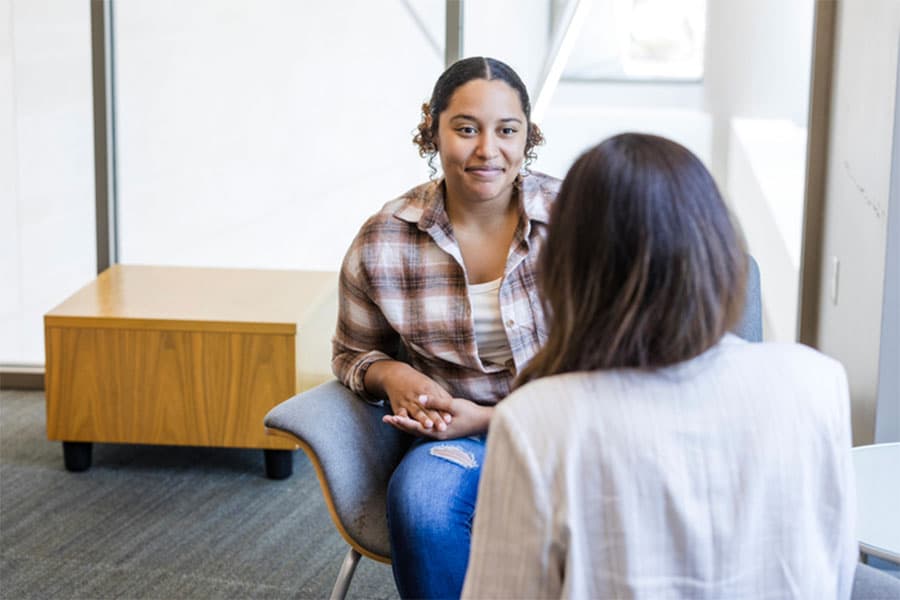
[1,1,96,366]
[113,0,445,271]
[563,0,706,80]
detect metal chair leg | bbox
[329,547,362,600]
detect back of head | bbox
[518,133,746,384]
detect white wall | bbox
[704,0,815,343]
[0,0,95,366]
[536,105,712,180]
[876,88,900,442]
[818,0,900,445]
[1,1,19,348]
[727,118,807,342]
[704,0,815,181]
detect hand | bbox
[365,361,453,432]
[383,395,493,440]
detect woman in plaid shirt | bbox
[332,56,560,599]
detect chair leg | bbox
[329,547,362,600]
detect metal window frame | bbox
[92,0,118,274]
[798,1,837,346]
[445,0,463,67]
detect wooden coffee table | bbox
[44,264,337,479]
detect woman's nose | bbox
[476,133,498,158]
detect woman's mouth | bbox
[465,166,504,178]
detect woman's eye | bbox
[457,126,477,135]
[501,127,518,135]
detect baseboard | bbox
[0,371,45,390]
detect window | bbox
[561,0,706,81]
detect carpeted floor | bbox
[0,390,398,599]
[3,390,898,599]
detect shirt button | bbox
[506,319,515,328]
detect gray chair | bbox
[852,563,900,599]
[264,256,763,599]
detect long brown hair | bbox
[517,133,747,385]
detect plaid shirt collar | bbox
[392,175,552,234]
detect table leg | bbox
[63,441,93,472]
[264,449,293,479]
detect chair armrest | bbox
[264,380,409,561]
[732,254,763,342]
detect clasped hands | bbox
[369,361,492,440]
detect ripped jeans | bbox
[386,435,486,599]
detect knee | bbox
[387,472,448,540]
[386,442,482,534]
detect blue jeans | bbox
[386,435,486,599]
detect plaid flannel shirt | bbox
[332,172,561,405]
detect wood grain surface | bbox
[43,265,339,449]
[44,264,336,334]
[45,327,296,448]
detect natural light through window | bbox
[563,0,706,81]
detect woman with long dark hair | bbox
[463,133,857,599]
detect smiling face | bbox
[435,78,528,209]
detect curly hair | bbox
[412,57,545,178]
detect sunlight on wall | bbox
[727,118,807,343]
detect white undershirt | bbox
[468,277,513,367]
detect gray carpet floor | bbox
[0,390,398,599]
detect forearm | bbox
[331,346,393,398]
[363,359,411,400]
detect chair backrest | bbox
[731,255,762,342]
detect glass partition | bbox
[113,0,445,271]
[2,0,823,372]
[1,1,95,367]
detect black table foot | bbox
[63,442,92,472]
[264,449,293,479]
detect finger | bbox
[416,401,445,431]
[417,395,452,426]
[420,393,453,413]
[429,409,446,431]
[384,414,436,438]
[383,414,417,430]
[396,395,427,422]
[411,395,438,429]
[413,408,434,430]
